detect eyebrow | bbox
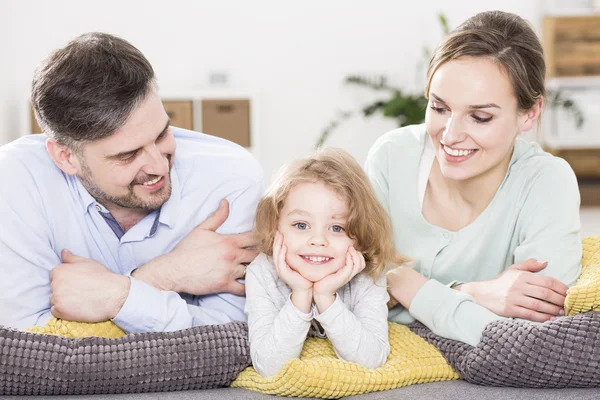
[107,119,170,160]
[431,93,500,110]
[288,209,347,220]
[288,209,311,217]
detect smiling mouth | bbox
[442,144,478,157]
[141,176,162,186]
[300,255,332,264]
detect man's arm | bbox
[53,178,265,332]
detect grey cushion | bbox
[0,321,251,396]
[410,312,600,388]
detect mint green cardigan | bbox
[365,124,582,346]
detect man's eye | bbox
[330,225,345,233]
[293,222,308,230]
[121,152,138,163]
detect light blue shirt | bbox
[0,127,264,333]
[365,124,582,346]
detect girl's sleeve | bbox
[314,274,390,369]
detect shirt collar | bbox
[72,168,180,230]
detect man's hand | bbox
[133,200,259,296]
[50,249,130,322]
[456,259,567,322]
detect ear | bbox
[46,139,80,176]
[518,96,544,133]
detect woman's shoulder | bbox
[366,124,427,163]
[511,139,578,186]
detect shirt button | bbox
[443,232,450,238]
[95,204,102,211]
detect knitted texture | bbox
[410,311,600,388]
[565,235,600,315]
[0,321,251,395]
[27,318,125,338]
[231,322,458,398]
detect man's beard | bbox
[78,155,173,211]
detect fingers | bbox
[519,292,564,316]
[61,249,85,263]
[234,264,247,280]
[227,280,246,296]
[349,247,366,275]
[523,284,566,308]
[512,306,554,323]
[524,273,569,297]
[236,248,259,264]
[197,199,229,232]
[510,259,548,273]
[233,231,259,249]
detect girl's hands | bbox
[313,246,366,313]
[273,231,313,312]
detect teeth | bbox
[142,176,161,186]
[305,256,330,262]
[443,145,475,157]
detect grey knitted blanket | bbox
[410,311,600,388]
[0,321,251,396]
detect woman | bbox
[365,10,582,346]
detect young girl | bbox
[245,148,409,377]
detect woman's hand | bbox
[273,231,313,313]
[456,259,567,322]
[386,266,428,310]
[313,246,366,313]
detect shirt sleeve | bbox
[244,257,313,377]
[409,159,582,347]
[314,274,390,369]
[0,154,57,329]
[113,175,265,332]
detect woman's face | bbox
[425,56,540,182]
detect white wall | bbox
[2,0,543,180]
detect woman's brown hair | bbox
[425,10,546,113]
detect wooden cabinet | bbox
[543,15,600,77]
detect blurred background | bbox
[1,0,599,234]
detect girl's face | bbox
[277,181,356,282]
[425,56,540,183]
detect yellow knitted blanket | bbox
[231,322,458,398]
[25,235,600,398]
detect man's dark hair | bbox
[31,32,155,150]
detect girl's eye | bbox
[330,225,345,233]
[294,222,308,230]
[472,114,492,124]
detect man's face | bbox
[74,90,176,212]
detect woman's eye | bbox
[330,225,345,233]
[430,105,447,114]
[294,222,308,230]
[472,114,492,123]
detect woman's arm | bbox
[456,161,581,321]
[314,274,390,369]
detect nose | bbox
[309,231,328,247]
[441,115,466,145]
[142,144,170,177]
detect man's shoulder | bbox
[171,127,262,182]
[0,135,58,177]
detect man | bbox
[0,32,264,333]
